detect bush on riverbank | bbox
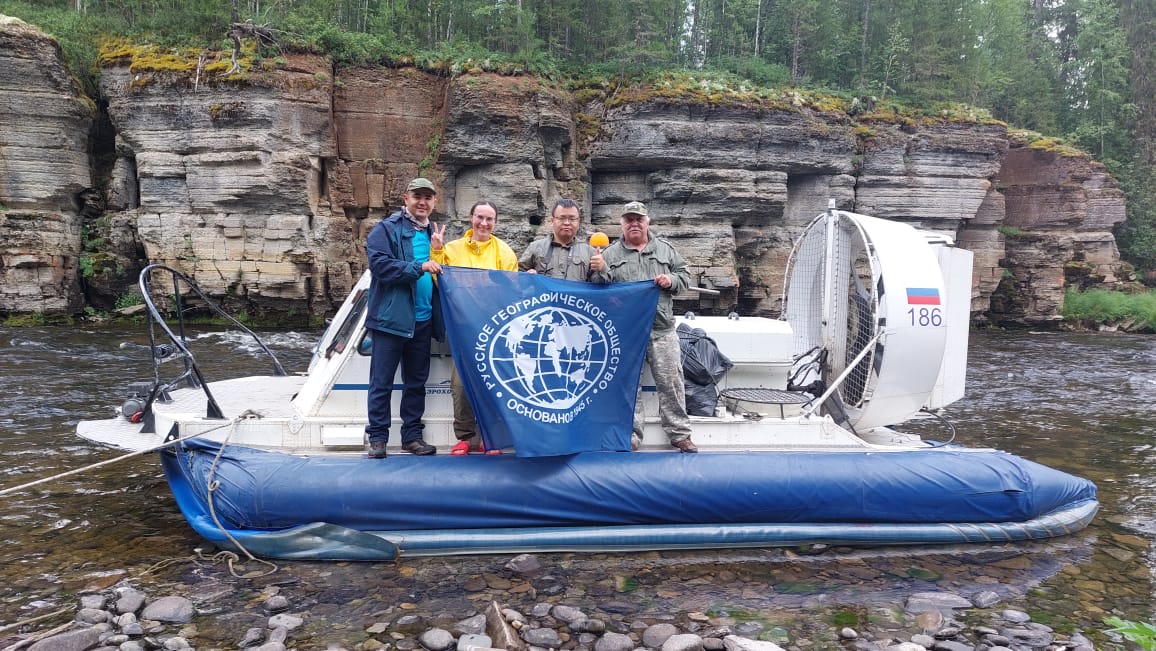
[1105,617,1156,650]
[1062,288,1156,331]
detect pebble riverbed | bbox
[2,550,1137,651]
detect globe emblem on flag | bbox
[490,307,611,409]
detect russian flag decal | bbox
[906,288,941,305]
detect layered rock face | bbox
[988,143,1127,326]
[0,17,93,313]
[585,103,854,315]
[0,18,1130,325]
[98,53,340,313]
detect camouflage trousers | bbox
[634,327,693,443]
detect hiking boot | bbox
[367,441,388,459]
[671,438,698,453]
[401,438,436,455]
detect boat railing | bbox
[136,264,287,424]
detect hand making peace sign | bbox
[430,222,446,251]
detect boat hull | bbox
[162,439,1098,560]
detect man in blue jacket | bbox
[363,178,444,458]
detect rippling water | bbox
[1,326,1153,643]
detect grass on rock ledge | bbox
[1062,288,1156,331]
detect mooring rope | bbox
[0,414,279,578]
[0,419,237,498]
[0,413,287,651]
[135,546,274,580]
[202,417,279,578]
[0,411,279,580]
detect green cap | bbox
[406,178,437,194]
[622,201,648,217]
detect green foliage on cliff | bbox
[0,1,119,97]
[1008,129,1088,158]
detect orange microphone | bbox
[589,232,609,249]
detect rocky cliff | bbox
[0,17,93,313]
[0,18,1129,327]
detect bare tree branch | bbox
[224,22,280,76]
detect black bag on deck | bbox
[678,323,734,416]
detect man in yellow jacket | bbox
[431,200,518,455]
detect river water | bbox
[0,325,1154,647]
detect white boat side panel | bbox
[82,374,930,455]
[296,271,374,416]
[927,245,973,410]
[675,315,794,365]
[321,425,367,446]
[311,352,457,418]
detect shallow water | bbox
[0,326,1153,645]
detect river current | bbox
[0,326,1153,646]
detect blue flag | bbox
[438,267,659,457]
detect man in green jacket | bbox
[519,198,597,280]
[590,201,696,453]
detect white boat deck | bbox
[173,374,306,420]
[78,371,939,456]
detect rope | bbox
[0,415,281,651]
[0,419,238,498]
[202,418,278,578]
[0,413,279,577]
[81,413,280,578]
[135,548,272,579]
[136,554,201,576]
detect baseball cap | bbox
[406,178,437,194]
[622,201,648,217]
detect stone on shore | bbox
[593,631,634,651]
[140,596,194,624]
[26,627,104,651]
[642,623,680,648]
[722,635,787,651]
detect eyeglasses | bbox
[553,216,579,223]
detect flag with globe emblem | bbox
[439,267,659,456]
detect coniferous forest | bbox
[4,0,1156,273]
